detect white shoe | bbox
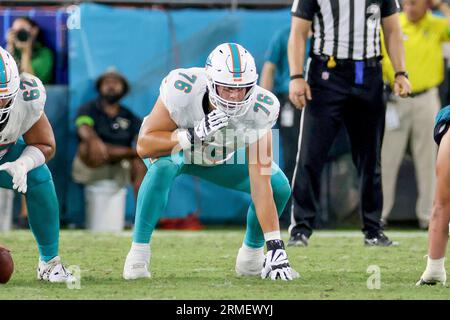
[416,269,447,286]
[37,256,75,283]
[235,245,265,276]
[123,247,151,280]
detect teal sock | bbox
[133,158,180,243]
[26,180,60,262]
[244,171,291,248]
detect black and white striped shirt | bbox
[292,0,400,60]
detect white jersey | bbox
[160,67,280,166]
[0,73,45,159]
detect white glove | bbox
[261,240,299,281]
[416,257,447,286]
[191,109,229,142]
[178,110,229,150]
[0,146,45,194]
[0,160,28,193]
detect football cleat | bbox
[123,248,151,280]
[287,233,309,247]
[364,231,399,247]
[235,245,265,276]
[37,256,75,283]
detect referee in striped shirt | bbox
[288,0,412,247]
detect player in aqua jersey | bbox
[0,46,73,283]
[123,43,298,281]
[417,105,450,286]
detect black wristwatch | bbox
[395,71,409,79]
[290,74,304,80]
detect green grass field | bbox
[0,229,449,300]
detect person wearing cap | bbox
[72,69,146,198]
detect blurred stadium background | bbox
[0,0,439,230]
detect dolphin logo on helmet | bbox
[205,43,258,118]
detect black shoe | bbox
[287,233,309,247]
[364,231,399,247]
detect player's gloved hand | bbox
[189,109,229,143]
[261,239,299,281]
[177,109,229,150]
[0,160,28,193]
[416,256,447,286]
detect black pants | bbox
[276,94,302,227]
[290,55,385,238]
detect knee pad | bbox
[144,158,180,192]
[149,158,179,176]
[27,164,53,189]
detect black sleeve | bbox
[76,102,94,118]
[291,0,319,21]
[75,101,96,127]
[381,0,400,18]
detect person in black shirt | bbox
[72,69,146,197]
[288,0,412,247]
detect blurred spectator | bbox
[260,25,309,227]
[381,0,450,229]
[6,17,54,84]
[72,68,146,201]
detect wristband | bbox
[20,145,46,172]
[176,129,192,150]
[266,239,285,251]
[264,231,281,242]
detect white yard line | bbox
[114,230,428,239]
[52,229,429,239]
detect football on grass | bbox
[0,246,13,284]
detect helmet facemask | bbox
[207,78,256,118]
[0,93,17,124]
[0,48,20,125]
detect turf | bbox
[0,229,448,300]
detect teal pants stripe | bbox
[133,151,291,248]
[1,140,59,262]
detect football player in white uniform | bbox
[123,43,298,281]
[0,47,73,282]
